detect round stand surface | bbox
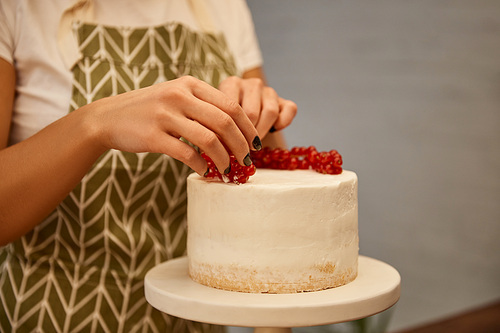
[145,256,400,328]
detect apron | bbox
[0,1,237,332]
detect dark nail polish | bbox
[243,153,252,166]
[269,126,277,133]
[203,168,210,177]
[252,136,262,151]
[224,164,231,175]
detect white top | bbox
[0,0,263,145]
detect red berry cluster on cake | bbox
[252,146,343,174]
[202,146,343,184]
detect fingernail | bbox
[203,168,210,177]
[269,126,277,133]
[243,153,252,166]
[224,164,231,175]
[252,136,262,151]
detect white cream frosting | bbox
[187,169,359,293]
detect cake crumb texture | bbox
[189,262,357,294]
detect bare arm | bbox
[0,63,259,245]
[0,58,109,245]
[0,60,14,149]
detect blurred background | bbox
[230,0,500,332]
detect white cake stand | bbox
[144,256,400,333]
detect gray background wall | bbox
[233,0,500,332]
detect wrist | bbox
[73,101,109,156]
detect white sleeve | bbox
[208,0,263,75]
[233,0,263,73]
[0,0,16,64]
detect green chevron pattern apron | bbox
[0,13,237,333]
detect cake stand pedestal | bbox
[144,256,400,333]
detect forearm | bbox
[0,106,106,245]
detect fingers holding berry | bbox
[218,76,297,139]
[93,76,262,176]
[182,76,261,155]
[202,152,257,184]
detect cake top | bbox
[188,169,357,189]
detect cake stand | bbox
[144,256,400,333]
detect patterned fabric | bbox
[0,22,237,332]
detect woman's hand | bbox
[88,76,261,175]
[218,76,297,139]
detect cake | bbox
[187,168,359,294]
